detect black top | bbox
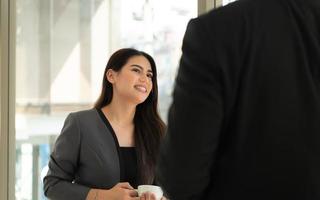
[120,147,138,188]
[157,0,320,199]
[97,109,139,188]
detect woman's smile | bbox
[134,85,147,93]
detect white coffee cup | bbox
[137,185,163,200]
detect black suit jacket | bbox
[157,0,320,199]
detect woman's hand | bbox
[139,192,155,200]
[87,182,139,200]
[104,182,139,200]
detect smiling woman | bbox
[43,48,166,200]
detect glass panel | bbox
[223,0,237,6]
[15,0,197,199]
[119,0,197,119]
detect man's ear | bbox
[106,69,116,83]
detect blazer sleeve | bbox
[43,113,91,200]
[157,17,224,200]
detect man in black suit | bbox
[156,0,320,199]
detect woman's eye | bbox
[147,74,153,78]
[132,68,140,73]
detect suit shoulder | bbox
[195,0,283,42]
[69,108,99,121]
[200,0,275,23]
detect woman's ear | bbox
[106,69,116,83]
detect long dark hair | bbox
[94,48,166,184]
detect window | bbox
[223,0,237,6]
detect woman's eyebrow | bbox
[130,64,153,73]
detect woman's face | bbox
[108,55,154,105]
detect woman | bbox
[43,48,166,200]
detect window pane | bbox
[223,0,237,6]
[15,0,197,199]
[119,0,197,120]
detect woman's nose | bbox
[139,74,148,82]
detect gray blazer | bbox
[43,108,121,200]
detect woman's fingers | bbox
[128,189,138,197]
[140,192,157,200]
[117,182,134,190]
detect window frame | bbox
[1,0,16,199]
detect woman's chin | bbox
[132,95,148,105]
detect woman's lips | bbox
[134,85,147,93]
